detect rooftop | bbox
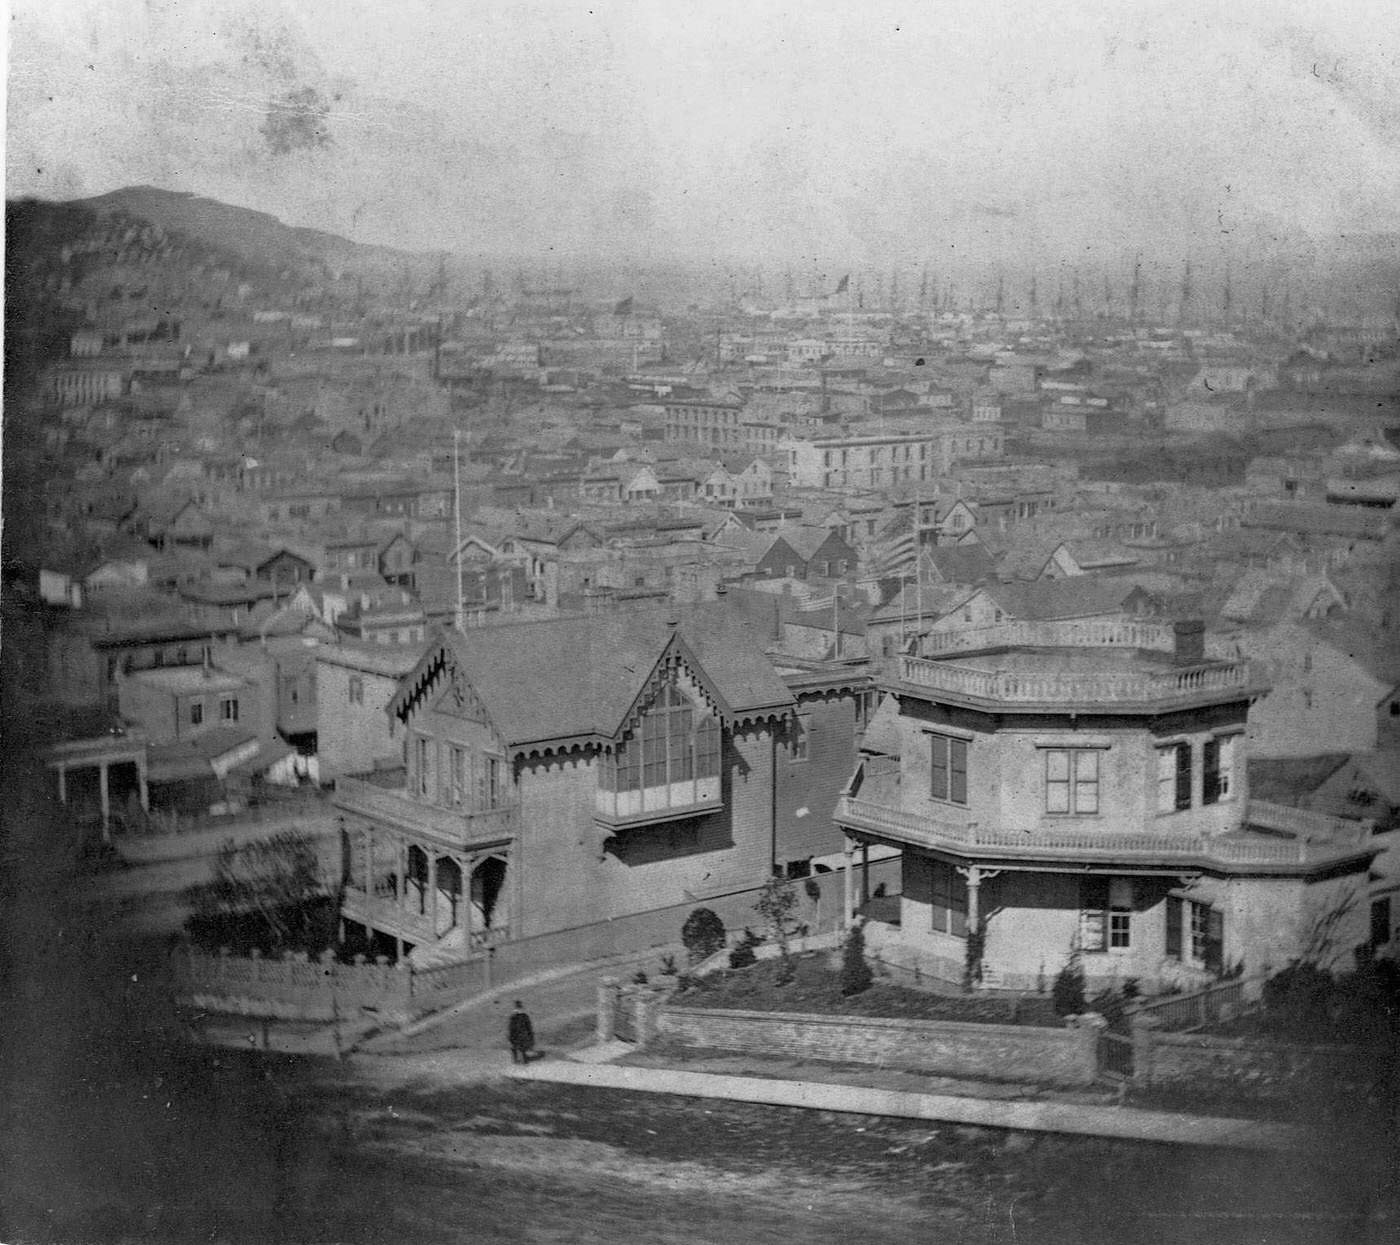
[126,666,247,694]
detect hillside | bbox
[71,185,414,279]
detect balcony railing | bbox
[921,619,1180,657]
[893,653,1254,707]
[334,775,518,848]
[834,794,1376,872]
[342,884,513,949]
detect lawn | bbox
[673,952,1063,1027]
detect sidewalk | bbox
[506,1058,1305,1152]
[356,943,679,1053]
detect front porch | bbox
[334,774,518,963]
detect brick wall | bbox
[657,1005,1097,1086]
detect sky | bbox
[7,0,1400,271]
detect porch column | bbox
[842,837,855,929]
[136,753,149,811]
[56,764,67,805]
[396,834,407,961]
[428,853,439,939]
[464,853,476,947]
[964,865,981,933]
[98,762,111,842]
[860,841,871,907]
[361,825,372,894]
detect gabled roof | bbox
[981,577,1146,622]
[389,606,795,753]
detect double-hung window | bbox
[1166,896,1223,972]
[929,732,968,806]
[1202,735,1235,805]
[415,735,430,798]
[1045,748,1099,815]
[220,696,239,723]
[448,746,466,807]
[1157,742,1192,812]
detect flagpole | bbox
[453,428,464,633]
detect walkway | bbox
[506,1059,1304,1152]
[357,943,678,1053]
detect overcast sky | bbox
[8,0,1400,269]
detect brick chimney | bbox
[1172,618,1205,665]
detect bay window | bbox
[598,683,722,819]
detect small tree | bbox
[184,829,327,954]
[681,907,727,965]
[728,928,762,969]
[755,876,800,983]
[1052,948,1087,1017]
[840,922,873,996]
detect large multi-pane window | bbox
[1202,735,1235,805]
[929,732,968,805]
[1045,748,1099,815]
[930,860,968,937]
[1157,742,1192,812]
[600,684,721,803]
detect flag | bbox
[834,274,850,296]
[614,295,634,317]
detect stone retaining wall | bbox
[652,1004,1101,1086]
[1137,1025,1382,1097]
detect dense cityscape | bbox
[4,2,1400,1242]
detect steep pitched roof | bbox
[391,605,794,751]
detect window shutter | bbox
[930,735,948,801]
[1205,909,1225,974]
[1175,743,1193,810]
[950,738,967,804]
[1165,896,1182,959]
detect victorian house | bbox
[332,608,869,962]
[836,617,1380,994]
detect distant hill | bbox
[69,185,415,278]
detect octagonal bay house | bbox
[836,617,1380,993]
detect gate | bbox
[613,988,637,1043]
[1101,1029,1134,1080]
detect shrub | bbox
[1052,952,1086,1016]
[632,969,649,986]
[681,907,727,965]
[1262,960,1334,1037]
[728,927,762,970]
[659,953,679,977]
[840,923,873,996]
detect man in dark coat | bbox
[508,1000,535,1063]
